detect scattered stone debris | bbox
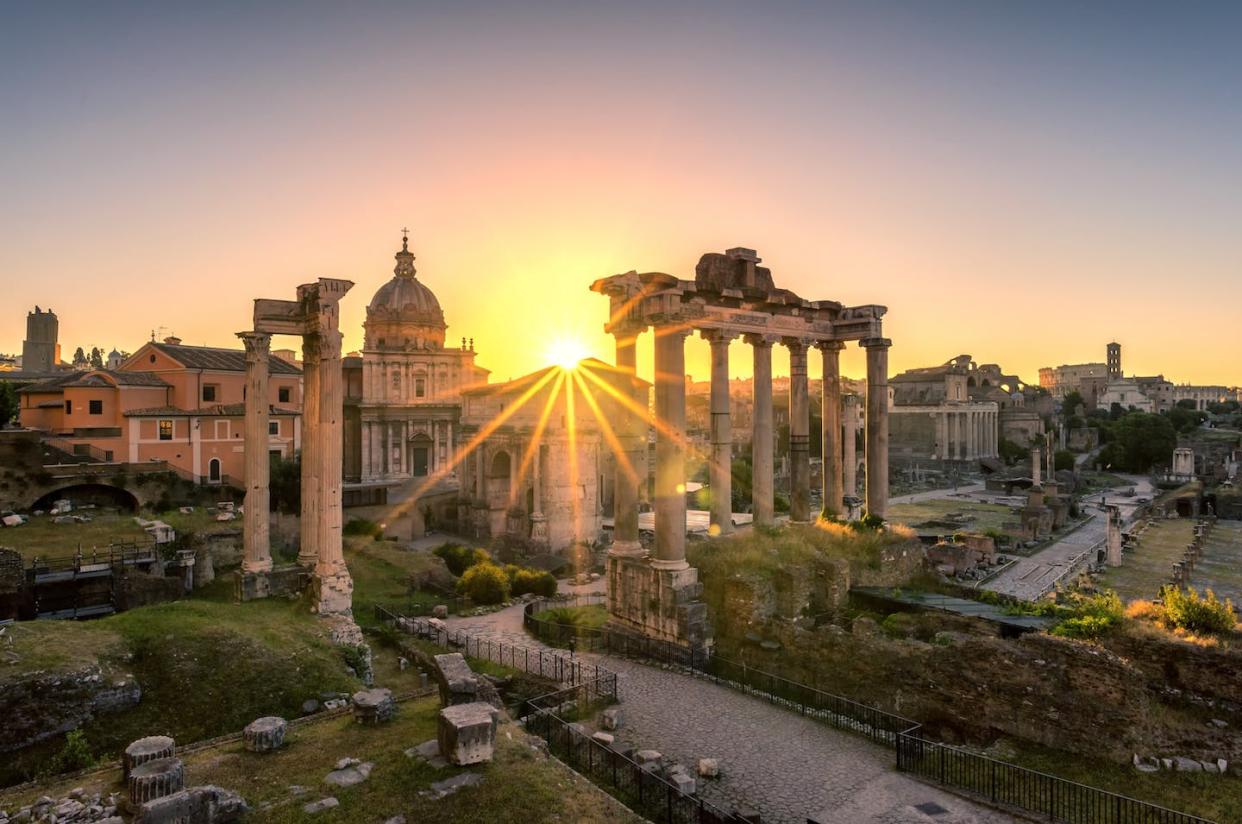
[324,759,373,788]
[1136,753,1231,775]
[302,797,339,815]
[132,784,247,823]
[301,698,321,715]
[2,788,121,823]
[421,773,484,800]
[438,702,499,766]
[600,707,622,731]
[591,731,615,746]
[405,739,449,769]
[352,688,396,725]
[697,758,720,778]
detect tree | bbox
[1054,449,1075,472]
[269,453,301,513]
[998,438,1028,465]
[72,346,86,365]
[89,347,104,369]
[0,382,18,427]
[1165,405,1207,434]
[1062,390,1085,421]
[1097,412,1176,472]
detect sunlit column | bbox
[652,326,689,569]
[238,331,272,573]
[316,329,346,577]
[843,394,859,497]
[863,338,891,518]
[786,338,811,522]
[746,334,775,526]
[611,329,644,556]
[298,332,321,567]
[360,420,371,481]
[702,329,736,535]
[818,340,844,517]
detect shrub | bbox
[457,561,510,604]
[1161,586,1237,635]
[47,730,95,775]
[773,493,790,513]
[507,566,557,598]
[1050,591,1124,640]
[435,544,490,576]
[343,518,383,539]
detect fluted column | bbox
[316,330,346,577]
[703,330,736,534]
[863,338,891,518]
[653,327,689,569]
[785,338,811,522]
[843,394,859,497]
[747,334,775,526]
[611,330,644,556]
[298,333,321,567]
[818,341,844,517]
[238,331,272,573]
[967,411,976,460]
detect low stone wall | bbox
[606,555,711,652]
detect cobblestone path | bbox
[446,594,1016,824]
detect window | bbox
[415,378,426,398]
[89,399,103,415]
[104,450,114,462]
[159,419,173,440]
[202,384,217,402]
[64,399,73,414]
[208,458,221,483]
[268,421,279,436]
[278,386,290,403]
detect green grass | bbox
[0,697,644,824]
[885,499,1017,536]
[344,537,457,628]
[0,511,150,560]
[1095,519,1196,602]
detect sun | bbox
[546,337,590,370]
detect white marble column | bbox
[843,394,859,497]
[238,331,272,573]
[702,329,736,534]
[819,341,844,517]
[863,338,891,518]
[786,338,811,522]
[653,327,689,569]
[315,330,346,576]
[360,420,371,481]
[746,334,775,526]
[298,333,321,567]
[611,329,644,556]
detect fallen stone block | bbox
[669,771,696,795]
[133,785,247,823]
[635,749,662,765]
[324,761,373,788]
[243,716,287,753]
[352,688,396,725]
[698,758,720,778]
[123,736,176,779]
[405,739,449,769]
[432,604,449,619]
[422,773,484,800]
[1173,756,1202,773]
[600,707,622,731]
[591,732,615,746]
[437,702,498,766]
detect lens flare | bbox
[546,337,590,370]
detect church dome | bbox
[364,233,447,350]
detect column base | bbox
[242,557,274,574]
[608,539,645,558]
[310,563,354,615]
[235,564,309,603]
[529,513,549,547]
[606,555,711,653]
[296,551,317,568]
[649,557,690,571]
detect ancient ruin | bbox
[592,248,889,649]
[237,278,355,614]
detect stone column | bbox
[313,329,352,613]
[298,333,321,567]
[1031,447,1042,487]
[530,441,548,546]
[862,338,891,518]
[935,412,947,460]
[703,330,735,534]
[238,331,272,573]
[785,338,811,522]
[611,330,644,556]
[818,341,844,517]
[653,327,689,569]
[747,334,775,526]
[967,411,976,460]
[843,394,859,497]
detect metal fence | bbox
[897,734,1214,824]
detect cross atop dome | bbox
[394,228,416,279]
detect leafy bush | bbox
[1054,449,1075,472]
[505,565,557,597]
[47,730,96,775]
[457,561,511,604]
[773,493,790,514]
[850,512,886,532]
[343,518,383,539]
[1161,586,1237,635]
[1050,591,1124,640]
[435,544,491,576]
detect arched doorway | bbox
[208,458,222,484]
[32,483,139,513]
[408,433,432,477]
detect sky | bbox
[2,1,1240,386]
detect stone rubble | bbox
[420,773,484,800]
[242,716,287,753]
[302,797,339,815]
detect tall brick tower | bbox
[22,306,60,373]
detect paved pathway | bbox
[446,596,1016,824]
[981,476,1154,601]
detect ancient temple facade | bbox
[346,235,489,493]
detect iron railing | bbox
[897,734,1214,824]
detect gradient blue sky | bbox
[2,2,1239,384]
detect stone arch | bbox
[489,450,512,480]
[32,483,138,513]
[208,457,222,483]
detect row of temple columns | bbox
[935,408,998,460]
[238,329,347,581]
[609,327,891,568]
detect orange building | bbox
[18,337,302,484]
